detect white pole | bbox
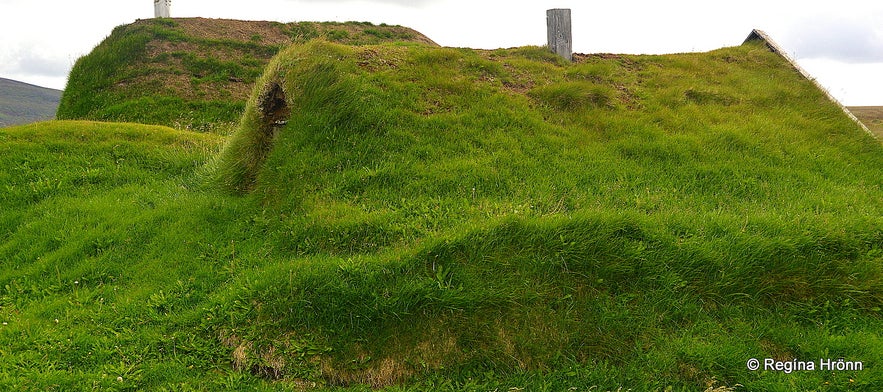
[155,0,171,18]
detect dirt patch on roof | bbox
[170,18,294,45]
[132,17,438,47]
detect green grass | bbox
[3,38,883,391]
[56,19,272,132]
[56,19,435,133]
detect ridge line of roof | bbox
[745,29,874,139]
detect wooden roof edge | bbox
[744,29,875,139]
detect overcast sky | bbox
[1,0,881,105]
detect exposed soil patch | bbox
[133,17,437,48]
[259,82,290,130]
[170,18,294,45]
[138,40,263,101]
[575,53,645,71]
[357,47,403,71]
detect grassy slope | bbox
[56,18,436,133]
[2,39,882,391]
[0,121,229,389]
[0,78,62,127]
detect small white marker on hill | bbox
[155,0,171,18]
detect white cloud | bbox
[0,0,881,104]
[786,13,883,63]
[3,49,70,77]
[286,0,434,7]
[799,59,883,106]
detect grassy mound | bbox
[208,40,882,388]
[1,37,881,390]
[56,18,436,133]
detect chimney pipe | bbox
[155,0,171,18]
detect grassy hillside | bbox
[848,106,883,139]
[0,78,61,127]
[56,18,436,133]
[2,37,882,391]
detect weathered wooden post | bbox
[155,0,171,18]
[547,9,572,61]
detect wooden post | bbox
[547,9,572,61]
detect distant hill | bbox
[847,106,883,139]
[0,78,61,127]
[57,18,437,132]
